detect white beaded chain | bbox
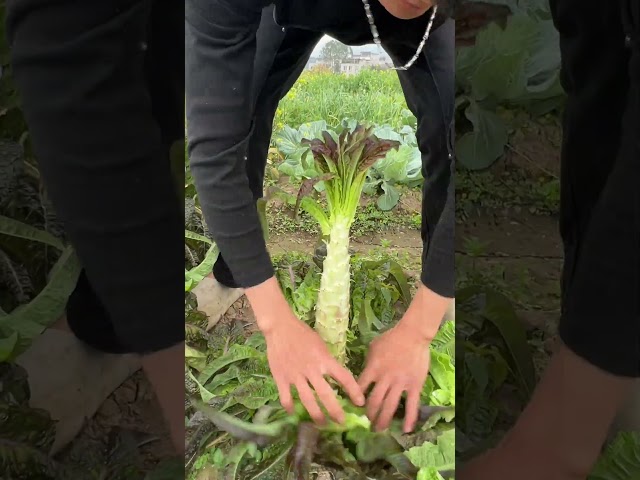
[361,0,438,71]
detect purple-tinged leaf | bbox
[294,173,334,220]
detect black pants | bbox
[552,0,640,376]
[6,0,184,354]
[212,5,455,290]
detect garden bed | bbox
[184,124,455,480]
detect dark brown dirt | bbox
[458,117,564,377]
[57,371,174,476]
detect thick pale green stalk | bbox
[315,214,352,364]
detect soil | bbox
[56,371,174,477]
[458,117,563,373]
[269,228,424,280]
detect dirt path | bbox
[270,229,423,255]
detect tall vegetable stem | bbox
[298,125,399,364]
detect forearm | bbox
[398,283,452,343]
[412,19,455,299]
[420,166,455,298]
[186,0,274,288]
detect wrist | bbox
[244,276,292,334]
[398,283,452,343]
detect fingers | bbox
[309,375,345,424]
[275,378,294,414]
[357,363,376,396]
[375,386,403,431]
[366,379,390,424]
[329,361,366,407]
[295,379,326,425]
[403,388,421,433]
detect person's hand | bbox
[358,284,450,433]
[245,277,365,425]
[358,320,430,432]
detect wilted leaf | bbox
[191,400,295,447]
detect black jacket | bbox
[186,0,456,297]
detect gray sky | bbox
[311,35,388,58]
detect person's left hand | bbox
[358,284,451,433]
[357,317,431,433]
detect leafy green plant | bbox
[455,1,564,170]
[273,120,423,211]
[0,215,81,360]
[589,431,640,480]
[185,252,455,479]
[295,124,400,363]
[184,229,218,293]
[0,362,63,479]
[455,285,537,459]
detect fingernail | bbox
[357,396,365,406]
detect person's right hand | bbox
[245,277,365,425]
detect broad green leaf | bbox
[375,145,421,184]
[186,368,214,403]
[0,402,60,478]
[432,321,455,359]
[197,344,263,385]
[474,288,536,397]
[405,428,455,473]
[185,345,206,359]
[231,378,279,410]
[274,125,306,160]
[0,215,64,250]
[429,350,455,407]
[363,177,382,195]
[456,101,508,170]
[589,432,640,480]
[298,196,331,236]
[192,401,294,447]
[205,364,241,392]
[244,441,294,480]
[298,120,330,141]
[417,468,445,480]
[377,182,400,211]
[384,259,412,305]
[0,331,18,362]
[372,124,404,142]
[185,243,219,291]
[0,246,81,356]
[354,431,404,463]
[185,229,212,244]
[221,443,250,479]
